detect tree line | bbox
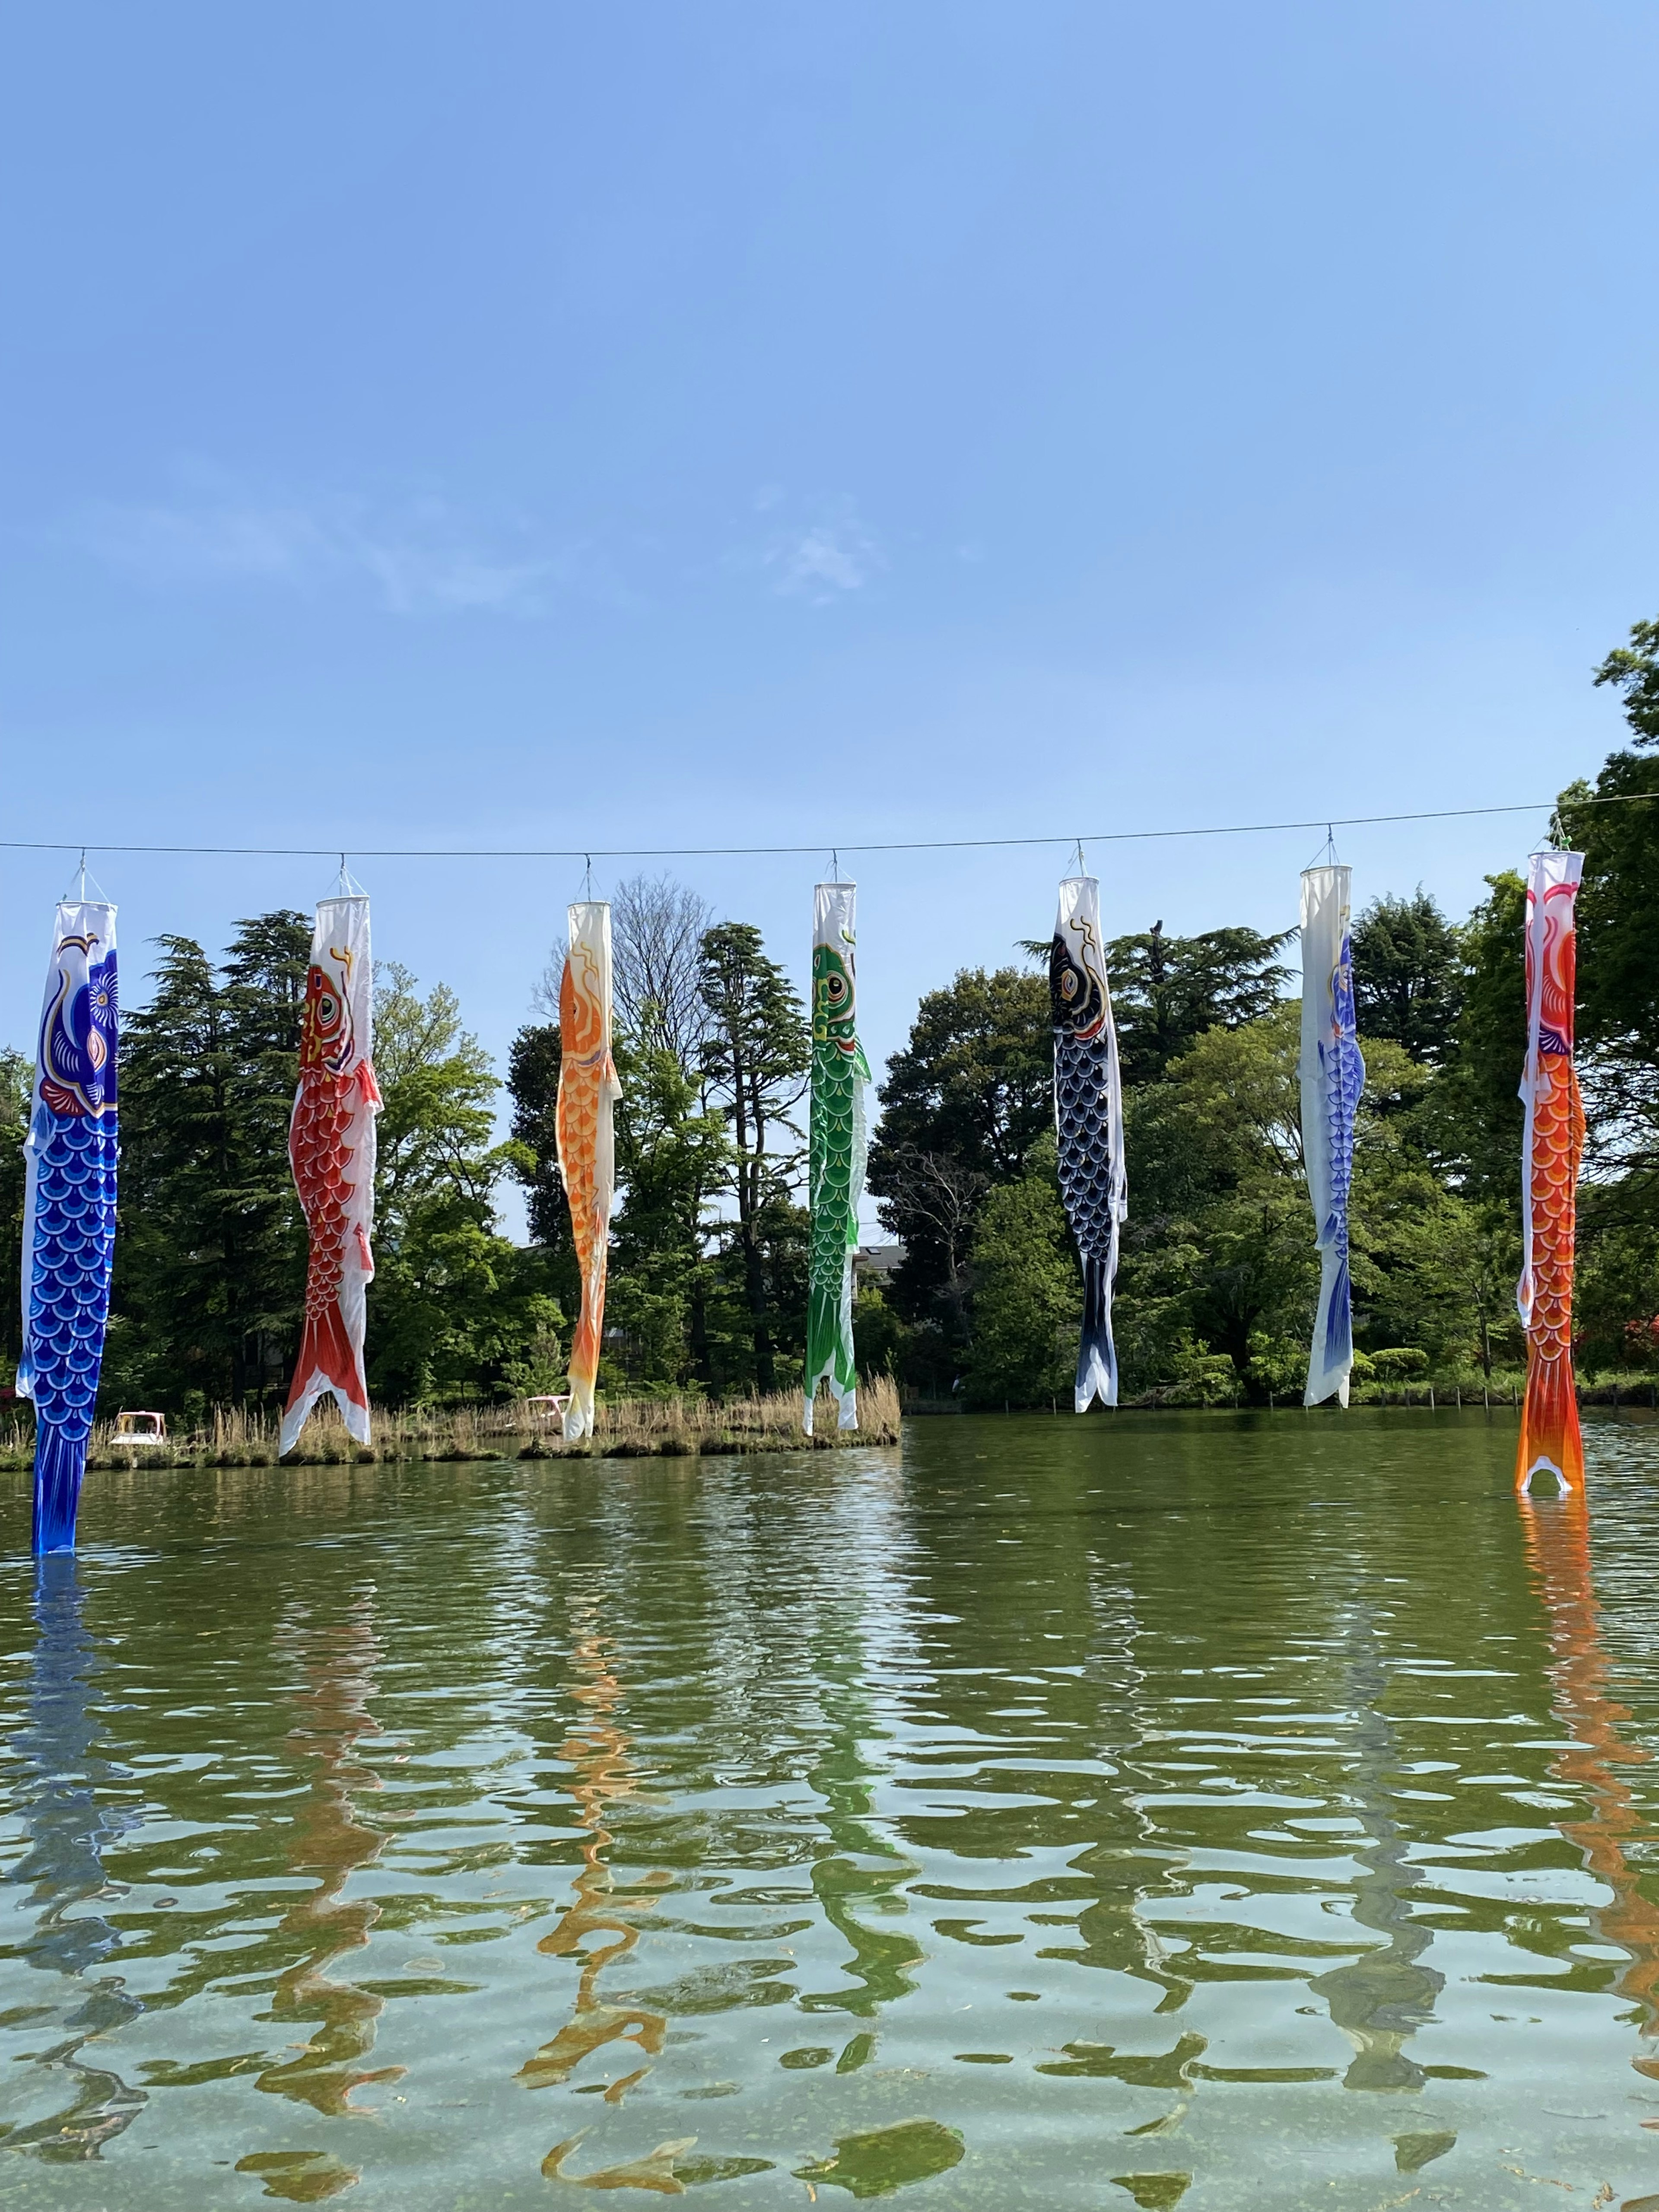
[4,617,1659,1419]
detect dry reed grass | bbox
[0,1374,901,1471]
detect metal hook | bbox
[831,847,839,880]
[584,853,594,899]
[1071,838,1086,878]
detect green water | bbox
[3,1413,1659,2210]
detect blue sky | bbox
[4,0,1656,1229]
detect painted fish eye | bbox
[825,975,848,1003]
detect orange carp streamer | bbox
[1515,851,1586,1494]
[557,903,621,1443]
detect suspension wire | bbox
[0,791,1643,866]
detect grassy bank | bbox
[0,1375,902,1471]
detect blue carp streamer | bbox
[17,906,119,1554]
[1299,867,1364,1407]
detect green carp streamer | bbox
[804,888,871,1434]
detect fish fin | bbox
[1074,1254,1118,1412]
[1516,1352,1584,1494]
[32,1423,89,1554]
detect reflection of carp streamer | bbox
[520,1620,668,2111]
[256,1598,403,2128]
[1522,1495,1659,2074]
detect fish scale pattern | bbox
[1055,1036,1120,1259]
[806,1035,867,1407]
[556,911,620,1443]
[1318,935,1365,1363]
[292,1075,358,1322]
[23,1113,118,1551]
[804,923,869,1433]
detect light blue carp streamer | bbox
[18,909,119,1555]
[1300,866,1364,1407]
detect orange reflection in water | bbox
[255,1596,405,2122]
[518,1617,669,2102]
[1521,1493,1659,2076]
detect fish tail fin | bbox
[804,1274,860,1434]
[281,1299,369,1455]
[804,1278,838,1434]
[1306,1248,1353,1406]
[33,1423,89,1555]
[563,1285,607,1443]
[1516,1352,1584,1494]
[1075,1254,1118,1413]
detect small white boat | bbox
[112,1410,168,1448]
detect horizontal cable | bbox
[0,790,1646,864]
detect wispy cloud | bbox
[71,475,561,617]
[764,501,882,604]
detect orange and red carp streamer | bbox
[557,903,622,1443]
[1516,850,1586,1494]
[281,895,381,1456]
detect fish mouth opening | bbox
[1519,1458,1573,1497]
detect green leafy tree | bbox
[1433,873,1526,1205]
[366,964,562,1404]
[867,967,1051,1334]
[607,1040,728,1389]
[507,1022,567,1246]
[1593,612,1659,747]
[1118,1005,1314,1392]
[961,1141,1080,1408]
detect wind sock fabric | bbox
[281,897,381,1455]
[1051,877,1127,1411]
[558,903,622,1442]
[18,903,119,1554]
[1300,865,1365,1408]
[804,882,872,1435]
[1516,850,1586,1494]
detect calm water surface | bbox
[2,1413,1659,2210]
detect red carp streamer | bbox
[282,896,381,1455]
[1516,852,1586,1494]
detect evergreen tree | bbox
[110,915,311,1414]
[1350,892,1464,1066]
[697,923,810,1392]
[1106,923,1292,1086]
[0,1048,30,1378]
